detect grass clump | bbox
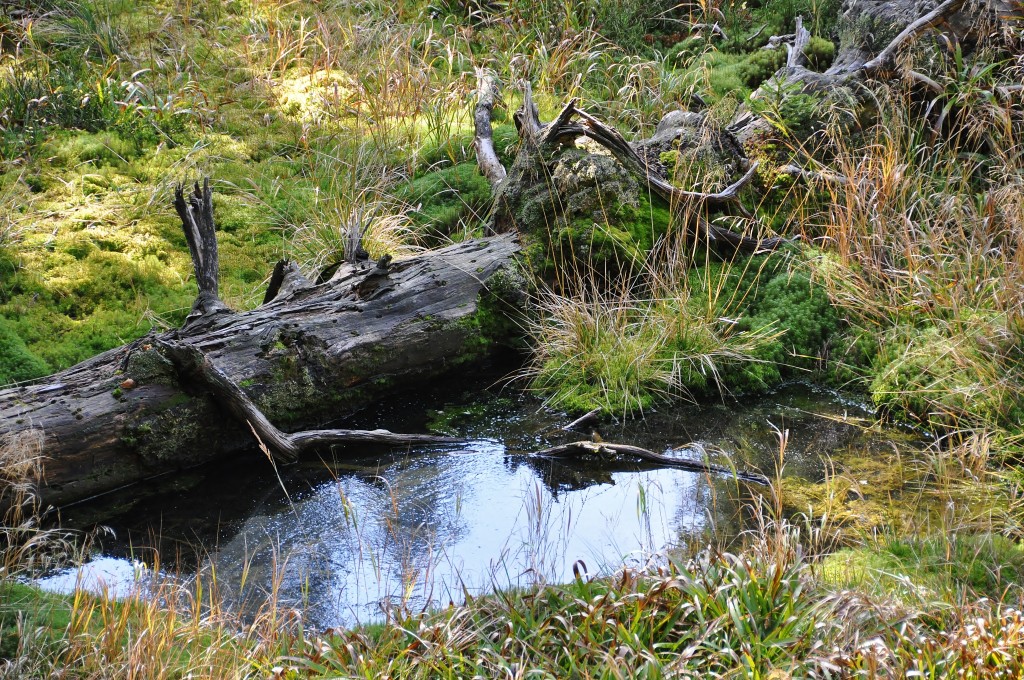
[524,260,784,415]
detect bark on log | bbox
[0,232,521,506]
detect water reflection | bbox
[207,444,711,627]
[40,381,908,629]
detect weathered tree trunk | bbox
[0,207,521,506]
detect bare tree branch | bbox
[862,0,968,75]
[474,69,507,188]
[160,340,462,464]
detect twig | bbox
[564,408,601,433]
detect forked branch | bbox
[174,178,229,323]
[474,79,790,255]
[160,340,462,464]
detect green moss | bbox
[125,346,176,385]
[737,49,786,90]
[683,51,751,102]
[823,534,1024,603]
[742,269,841,372]
[396,163,492,242]
[804,36,836,71]
[0,316,50,385]
[40,130,142,169]
[0,583,73,660]
[869,325,1024,430]
[781,450,910,536]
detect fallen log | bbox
[0,184,523,506]
[529,440,770,486]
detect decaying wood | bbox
[860,0,969,76]
[475,82,790,255]
[0,225,521,506]
[776,164,851,186]
[174,180,228,324]
[474,69,507,188]
[786,16,811,69]
[530,440,770,485]
[690,22,728,41]
[159,340,461,464]
[262,260,312,305]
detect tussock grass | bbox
[812,84,1024,432]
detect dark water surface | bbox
[38,375,906,628]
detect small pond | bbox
[38,373,908,629]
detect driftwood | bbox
[530,440,770,486]
[473,0,1005,261]
[0,187,521,506]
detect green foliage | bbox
[0,583,72,660]
[527,252,790,415]
[396,162,492,242]
[291,548,851,678]
[665,37,707,69]
[737,49,786,89]
[728,0,841,43]
[590,0,677,53]
[0,316,49,385]
[749,77,825,140]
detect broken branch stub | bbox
[474,69,507,188]
[174,178,229,322]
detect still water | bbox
[39,377,904,628]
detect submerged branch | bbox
[530,440,770,485]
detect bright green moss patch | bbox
[0,316,50,384]
[743,270,841,371]
[869,324,1024,431]
[822,534,1024,603]
[0,582,73,660]
[396,163,492,242]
